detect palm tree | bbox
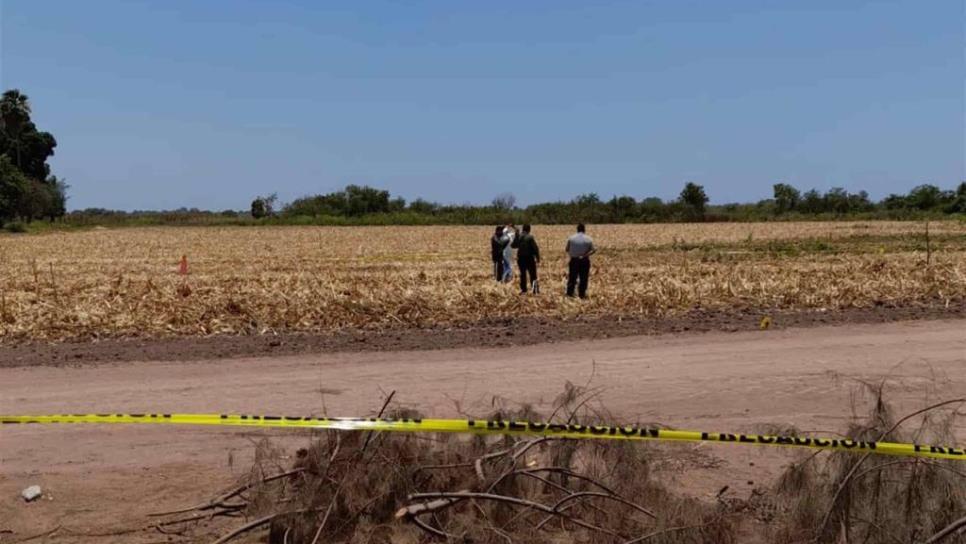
[0,89,32,169]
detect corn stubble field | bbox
[0,221,963,342]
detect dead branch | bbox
[551,491,656,519]
[850,460,914,481]
[211,508,322,544]
[472,436,550,483]
[408,491,619,537]
[210,512,280,544]
[622,519,718,544]
[518,467,620,496]
[516,471,572,495]
[362,389,396,454]
[11,525,62,544]
[410,515,454,539]
[149,468,305,517]
[921,459,966,480]
[926,515,966,544]
[308,500,335,544]
[815,398,965,540]
[851,517,906,544]
[396,490,470,518]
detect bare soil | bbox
[0,318,964,542]
[0,301,962,368]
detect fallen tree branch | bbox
[408,491,619,537]
[308,500,336,544]
[925,515,966,544]
[12,525,61,544]
[622,519,719,544]
[149,468,305,517]
[815,398,965,541]
[551,491,656,519]
[210,512,280,544]
[396,490,470,518]
[410,515,454,539]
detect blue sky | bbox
[1,0,962,210]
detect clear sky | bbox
[1,0,963,211]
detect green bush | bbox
[4,221,28,233]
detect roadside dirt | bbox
[1,301,962,368]
[0,319,963,542]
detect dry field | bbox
[0,221,964,342]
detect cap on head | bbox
[577,223,586,233]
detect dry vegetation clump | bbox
[769,386,965,543]
[155,386,737,544]
[150,386,965,544]
[1,221,964,342]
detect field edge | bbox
[1,300,963,367]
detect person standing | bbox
[511,224,540,294]
[565,223,596,298]
[501,224,517,283]
[490,226,508,282]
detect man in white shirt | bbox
[501,224,516,283]
[565,223,596,298]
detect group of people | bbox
[490,223,596,298]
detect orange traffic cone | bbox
[178,255,189,275]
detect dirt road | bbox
[1,320,964,542]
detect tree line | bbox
[0,90,66,230]
[65,180,964,229]
[238,181,965,226]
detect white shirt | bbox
[503,227,515,261]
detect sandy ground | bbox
[0,319,964,542]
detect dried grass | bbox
[235,389,736,544]
[771,385,966,543]
[0,222,963,341]
[153,383,965,543]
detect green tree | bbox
[882,193,908,210]
[250,193,276,219]
[848,190,873,212]
[0,90,65,223]
[0,89,57,180]
[639,197,667,221]
[0,156,28,223]
[942,182,966,213]
[679,182,708,220]
[772,183,801,214]
[408,198,438,215]
[906,184,945,210]
[250,198,267,219]
[344,185,390,216]
[607,195,638,222]
[823,188,852,215]
[388,196,406,212]
[45,176,68,220]
[800,189,824,214]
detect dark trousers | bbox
[518,256,537,293]
[567,257,590,298]
[493,259,504,282]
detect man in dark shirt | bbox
[490,226,508,282]
[511,224,540,294]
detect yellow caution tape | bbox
[2,413,964,461]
